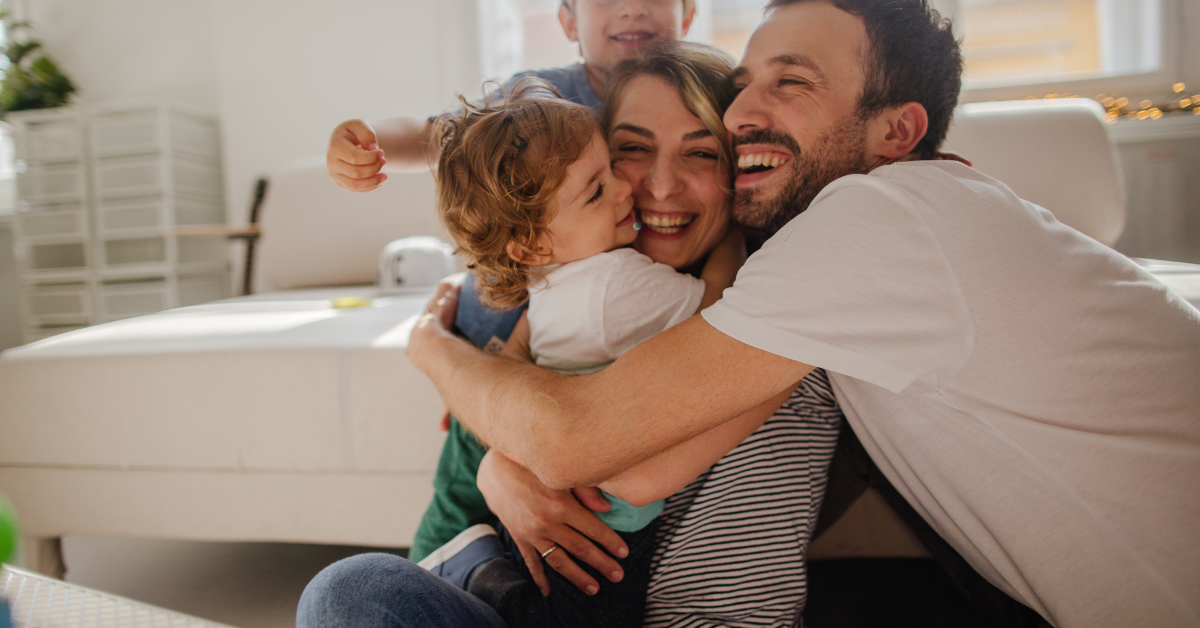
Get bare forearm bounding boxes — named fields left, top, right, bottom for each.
left=408, top=313, right=812, bottom=488
left=599, top=383, right=796, bottom=506
left=371, top=116, right=436, bottom=172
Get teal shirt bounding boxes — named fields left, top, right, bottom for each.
left=598, top=492, right=665, bottom=532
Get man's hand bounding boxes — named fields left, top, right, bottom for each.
left=476, top=450, right=628, bottom=597
left=328, top=119, right=388, bottom=192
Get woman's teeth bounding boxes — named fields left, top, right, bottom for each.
left=641, top=213, right=695, bottom=235
left=737, top=153, right=783, bottom=173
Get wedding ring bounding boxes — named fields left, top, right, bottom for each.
left=541, top=544, right=560, bottom=559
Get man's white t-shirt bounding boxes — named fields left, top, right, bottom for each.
left=530, top=248, right=704, bottom=370
left=703, top=161, right=1200, bottom=628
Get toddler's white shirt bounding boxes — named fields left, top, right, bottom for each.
left=528, top=248, right=704, bottom=371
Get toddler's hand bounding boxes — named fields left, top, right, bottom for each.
left=328, top=119, right=388, bottom=192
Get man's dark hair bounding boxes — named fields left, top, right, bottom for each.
left=766, top=0, right=962, bottom=159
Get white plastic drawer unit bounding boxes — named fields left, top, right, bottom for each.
left=18, top=238, right=90, bottom=272
left=15, top=203, right=89, bottom=239
left=98, top=276, right=169, bottom=322
left=103, top=236, right=167, bottom=266
left=10, top=109, right=85, bottom=163
left=23, top=280, right=93, bottom=326
left=27, top=324, right=88, bottom=341
left=16, top=162, right=87, bottom=204
left=178, top=270, right=231, bottom=307
left=96, top=195, right=226, bottom=235
left=99, top=235, right=225, bottom=267
left=89, top=106, right=220, bottom=160
left=92, top=154, right=223, bottom=200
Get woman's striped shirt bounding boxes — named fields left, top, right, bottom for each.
left=642, top=368, right=843, bottom=627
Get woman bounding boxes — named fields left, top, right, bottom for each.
left=297, top=42, right=841, bottom=628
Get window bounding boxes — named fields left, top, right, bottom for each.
left=956, top=0, right=1161, bottom=90
left=486, top=0, right=1172, bottom=97
left=479, top=0, right=580, bottom=80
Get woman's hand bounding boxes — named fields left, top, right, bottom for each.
left=698, top=227, right=748, bottom=309
left=477, top=450, right=629, bottom=597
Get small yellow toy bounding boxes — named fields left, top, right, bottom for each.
left=331, top=297, right=373, bottom=309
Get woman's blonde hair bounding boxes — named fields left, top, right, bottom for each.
left=601, top=41, right=738, bottom=191
left=434, top=79, right=599, bottom=309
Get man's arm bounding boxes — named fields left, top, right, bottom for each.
left=407, top=298, right=814, bottom=489
left=327, top=116, right=436, bottom=192
left=598, top=382, right=798, bottom=506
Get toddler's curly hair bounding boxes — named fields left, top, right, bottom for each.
left=434, top=79, right=599, bottom=309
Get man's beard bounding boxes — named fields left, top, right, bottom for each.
left=733, top=114, right=871, bottom=235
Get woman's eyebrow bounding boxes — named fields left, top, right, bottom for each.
left=683, top=129, right=712, bottom=141
left=612, top=123, right=654, bottom=139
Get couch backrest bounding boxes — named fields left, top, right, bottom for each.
left=943, top=98, right=1126, bottom=246
left=255, top=100, right=1127, bottom=293
left=254, top=158, right=443, bottom=293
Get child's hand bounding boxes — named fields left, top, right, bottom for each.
left=328, top=119, right=388, bottom=192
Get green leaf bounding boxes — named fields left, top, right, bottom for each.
left=7, top=41, right=42, bottom=65
left=0, top=54, right=77, bottom=117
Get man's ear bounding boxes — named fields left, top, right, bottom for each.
left=866, top=102, right=929, bottom=165
left=559, top=2, right=580, bottom=43
left=680, top=4, right=696, bottom=37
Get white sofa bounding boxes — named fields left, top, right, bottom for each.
left=2, top=101, right=1198, bottom=577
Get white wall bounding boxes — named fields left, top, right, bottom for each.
left=22, top=0, right=221, bottom=111
left=17, top=0, right=482, bottom=224
left=209, top=0, right=482, bottom=222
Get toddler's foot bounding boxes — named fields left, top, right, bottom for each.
left=417, top=523, right=505, bottom=589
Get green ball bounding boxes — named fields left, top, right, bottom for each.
left=0, top=493, right=18, bottom=565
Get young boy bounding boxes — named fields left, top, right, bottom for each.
left=326, top=0, right=696, bottom=189
left=323, top=0, right=699, bottom=565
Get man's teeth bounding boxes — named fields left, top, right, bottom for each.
left=737, top=154, right=783, bottom=170
left=641, top=214, right=695, bottom=234
left=613, top=33, right=653, bottom=41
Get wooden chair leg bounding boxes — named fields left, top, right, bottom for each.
left=21, top=536, right=65, bottom=579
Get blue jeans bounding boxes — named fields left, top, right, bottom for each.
left=297, top=553, right=508, bottom=628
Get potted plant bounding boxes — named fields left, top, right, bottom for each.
left=0, top=10, right=76, bottom=118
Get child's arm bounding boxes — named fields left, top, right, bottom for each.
left=327, top=116, right=436, bottom=192
left=698, top=227, right=747, bottom=309
left=598, top=382, right=798, bottom=507
left=498, top=311, right=533, bottom=363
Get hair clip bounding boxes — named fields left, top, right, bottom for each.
left=512, top=134, right=529, bottom=151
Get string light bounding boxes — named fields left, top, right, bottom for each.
left=1015, top=82, right=1198, bottom=123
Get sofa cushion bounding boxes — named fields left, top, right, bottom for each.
left=0, top=287, right=447, bottom=474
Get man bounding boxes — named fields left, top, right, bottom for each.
left=408, top=0, right=1200, bottom=626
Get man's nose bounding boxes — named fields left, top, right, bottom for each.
left=724, top=82, right=772, bottom=135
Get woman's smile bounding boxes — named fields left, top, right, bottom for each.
left=638, top=209, right=697, bottom=238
